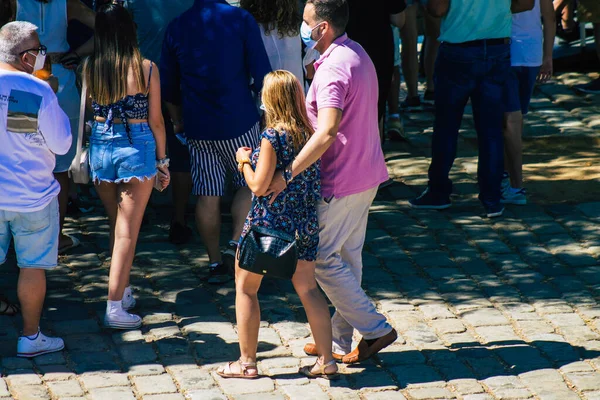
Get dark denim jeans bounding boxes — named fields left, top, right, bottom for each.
left=428, top=42, right=511, bottom=207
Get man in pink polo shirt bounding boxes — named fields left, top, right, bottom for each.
left=268, top=0, right=398, bottom=364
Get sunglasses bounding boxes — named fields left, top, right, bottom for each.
left=20, top=45, right=47, bottom=56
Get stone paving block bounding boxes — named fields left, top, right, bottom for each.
left=187, top=389, right=227, bottom=400
left=5, top=370, right=43, bottom=386
left=483, top=376, right=533, bottom=399
left=52, top=319, right=101, bottom=335
left=127, top=364, right=166, bottom=376
left=39, top=364, right=76, bottom=381
left=47, top=380, right=85, bottom=398
left=119, top=342, right=158, bottom=365
left=0, top=380, right=8, bottom=397
left=431, top=319, right=466, bottom=335
left=419, top=303, right=457, bottom=320
left=34, top=351, right=67, bottom=366
left=9, top=385, right=50, bottom=400
left=460, top=308, right=510, bottom=327
left=132, top=374, right=177, bottom=395
left=143, top=395, right=185, bottom=400
left=475, top=326, right=520, bottom=343
left=80, top=372, right=130, bottom=389
left=462, top=394, right=495, bottom=400
left=407, top=386, right=455, bottom=399
left=213, top=373, right=274, bottom=395
left=388, top=364, right=442, bottom=387
left=64, top=334, right=112, bottom=353
left=70, top=351, right=120, bottom=374
left=169, top=367, right=215, bottom=391
left=519, top=369, right=581, bottom=400
left=232, top=393, right=286, bottom=400
left=280, top=382, right=328, bottom=400
left=564, top=371, right=600, bottom=392
left=2, top=356, right=33, bottom=370
left=449, top=378, right=485, bottom=395
left=88, top=387, right=136, bottom=400
left=352, top=368, right=398, bottom=391
left=361, top=391, right=407, bottom=400
left=112, top=330, right=145, bottom=345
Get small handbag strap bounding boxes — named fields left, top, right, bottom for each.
left=74, top=77, right=87, bottom=168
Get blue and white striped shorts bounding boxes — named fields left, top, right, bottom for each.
left=187, top=122, right=260, bottom=196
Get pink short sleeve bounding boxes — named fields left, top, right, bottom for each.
left=315, top=65, right=349, bottom=111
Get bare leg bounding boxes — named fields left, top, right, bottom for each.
left=235, top=260, right=263, bottom=365
left=95, top=181, right=119, bottom=254
left=423, top=9, right=441, bottom=93
left=292, top=260, right=336, bottom=373
left=107, top=179, right=153, bottom=301
left=18, top=269, right=46, bottom=336
left=171, top=172, right=192, bottom=226
left=400, top=4, right=419, bottom=99
left=196, top=195, right=222, bottom=263
left=53, top=172, right=71, bottom=249
left=230, top=187, right=252, bottom=243
left=503, top=111, right=524, bottom=188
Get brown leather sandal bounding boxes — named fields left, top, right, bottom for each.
left=217, top=359, right=259, bottom=379
left=298, top=359, right=339, bottom=380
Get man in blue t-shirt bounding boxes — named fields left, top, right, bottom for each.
left=409, top=0, right=534, bottom=218
left=161, top=0, right=271, bottom=284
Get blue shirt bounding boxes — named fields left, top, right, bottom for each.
left=439, top=0, right=512, bottom=44
left=124, top=0, right=194, bottom=64
left=160, top=0, right=272, bottom=141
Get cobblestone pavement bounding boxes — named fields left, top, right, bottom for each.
left=1, top=72, right=600, bottom=400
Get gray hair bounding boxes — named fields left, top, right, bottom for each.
left=0, top=21, right=39, bottom=64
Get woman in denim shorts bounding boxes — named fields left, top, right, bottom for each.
left=82, top=4, right=170, bottom=329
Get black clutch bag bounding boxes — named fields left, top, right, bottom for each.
left=238, top=225, right=298, bottom=279
left=237, top=129, right=298, bottom=279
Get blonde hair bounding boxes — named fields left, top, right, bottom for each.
left=262, top=70, right=314, bottom=152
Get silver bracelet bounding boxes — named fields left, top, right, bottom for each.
left=156, top=157, right=170, bottom=168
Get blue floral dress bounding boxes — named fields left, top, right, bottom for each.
left=240, top=128, right=321, bottom=261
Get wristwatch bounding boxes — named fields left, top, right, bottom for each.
left=283, top=164, right=293, bottom=185
left=156, top=157, right=170, bottom=168
left=238, top=158, right=251, bottom=172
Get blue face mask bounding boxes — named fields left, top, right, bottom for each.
left=300, top=21, right=323, bottom=50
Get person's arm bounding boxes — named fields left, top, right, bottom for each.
left=146, top=61, right=167, bottom=160
left=244, top=11, right=272, bottom=94
left=160, top=23, right=183, bottom=134
left=39, top=95, right=72, bottom=155
left=427, top=0, right=450, bottom=17
left=238, top=139, right=277, bottom=197
left=511, top=0, right=535, bottom=13
left=538, top=0, right=556, bottom=82
left=60, top=0, right=95, bottom=68
left=266, top=108, right=341, bottom=200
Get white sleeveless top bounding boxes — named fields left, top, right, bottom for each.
left=17, top=0, right=70, bottom=53
left=511, top=0, right=543, bottom=67
left=259, top=25, right=304, bottom=86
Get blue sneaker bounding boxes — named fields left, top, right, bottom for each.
left=501, top=188, right=527, bottom=205
left=485, top=203, right=505, bottom=218
left=501, top=172, right=510, bottom=193
left=409, top=188, right=451, bottom=210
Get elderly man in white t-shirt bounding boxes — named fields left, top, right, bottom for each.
left=0, top=21, right=71, bottom=358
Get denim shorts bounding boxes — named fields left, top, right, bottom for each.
left=504, top=66, right=541, bottom=115
left=90, top=122, right=157, bottom=184
left=0, top=197, right=59, bottom=269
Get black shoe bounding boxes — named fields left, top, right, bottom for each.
left=206, top=263, right=232, bottom=285
left=409, top=188, right=451, bottom=210
left=169, top=221, right=193, bottom=245
left=574, top=78, right=600, bottom=95
left=484, top=203, right=505, bottom=218
left=422, top=90, right=435, bottom=105
left=222, top=241, right=238, bottom=274
left=400, top=96, right=421, bottom=111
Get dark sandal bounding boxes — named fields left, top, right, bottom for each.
left=298, top=359, right=339, bottom=380
left=217, top=359, right=259, bottom=379
left=0, top=295, right=19, bottom=316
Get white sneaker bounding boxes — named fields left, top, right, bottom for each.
left=122, top=286, right=136, bottom=311
left=104, top=308, right=142, bottom=330
left=17, top=331, right=64, bottom=358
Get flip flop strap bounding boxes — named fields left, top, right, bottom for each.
left=318, top=359, right=337, bottom=374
